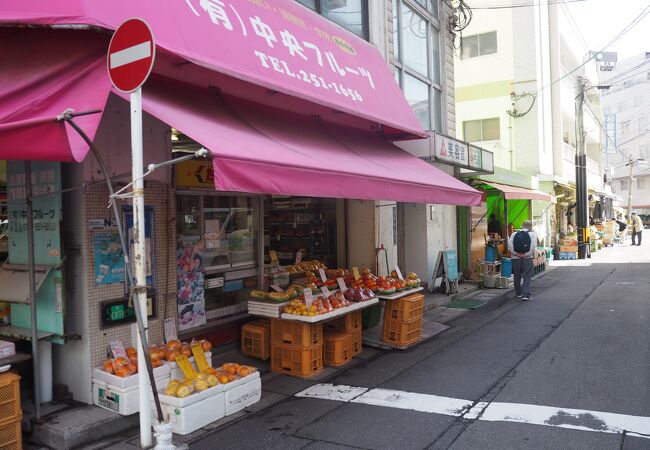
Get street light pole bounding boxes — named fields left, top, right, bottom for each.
left=574, top=76, right=589, bottom=259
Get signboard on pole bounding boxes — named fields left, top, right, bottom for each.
left=605, top=114, right=617, bottom=154
left=108, top=19, right=155, bottom=93
left=434, top=134, right=469, bottom=167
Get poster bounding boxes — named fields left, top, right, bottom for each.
left=176, top=239, right=206, bottom=331
left=94, top=231, right=125, bottom=284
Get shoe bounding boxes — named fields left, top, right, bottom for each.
left=516, top=294, right=522, bottom=298
left=522, top=295, right=533, bottom=301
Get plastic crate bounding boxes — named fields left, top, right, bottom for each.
left=323, top=332, right=354, bottom=367
left=384, top=294, right=424, bottom=322
left=241, top=321, right=271, bottom=361
left=0, top=373, right=21, bottom=424
left=382, top=316, right=422, bottom=346
left=271, top=319, right=323, bottom=348
left=559, top=251, right=577, bottom=260
left=270, top=344, right=323, bottom=378
left=324, top=310, right=362, bottom=333
left=0, top=417, right=21, bottom=450
left=351, top=330, right=362, bottom=357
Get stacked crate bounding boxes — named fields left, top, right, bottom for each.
left=559, top=238, right=578, bottom=260
left=0, top=372, right=21, bottom=450
left=270, top=319, right=323, bottom=378
left=323, top=310, right=362, bottom=366
left=241, top=319, right=271, bottom=361
left=382, top=293, right=425, bottom=347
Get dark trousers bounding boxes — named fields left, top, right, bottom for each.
left=632, top=229, right=642, bottom=245
left=512, top=258, right=533, bottom=296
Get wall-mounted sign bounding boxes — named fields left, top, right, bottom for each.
left=469, top=145, right=482, bottom=170
left=175, top=160, right=214, bottom=189
left=482, top=148, right=494, bottom=173
left=434, top=133, right=469, bottom=167
left=605, top=114, right=617, bottom=155
left=87, top=218, right=117, bottom=230
left=100, top=294, right=156, bottom=328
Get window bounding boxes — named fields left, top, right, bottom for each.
left=463, top=118, right=500, bottom=142
left=393, top=0, right=443, bottom=131
left=637, top=177, right=645, bottom=190
left=297, top=0, right=368, bottom=39
left=639, top=144, right=649, bottom=161
left=461, top=31, right=497, bottom=59
left=621, top=179, right=628, bottom=191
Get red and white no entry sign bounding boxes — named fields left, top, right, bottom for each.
left=107, top=18, right=155, bottom=93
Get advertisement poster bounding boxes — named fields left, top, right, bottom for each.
left=176, top=239, right=206, bottom=330
left=94, top=231, right=125, bottom=285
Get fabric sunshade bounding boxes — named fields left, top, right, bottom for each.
left=482, top=181, right=555, bottom=203
left=130, top=78, right=481, bottom=206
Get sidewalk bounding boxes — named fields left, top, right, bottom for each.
left=26, top=273, right=555, bottom=449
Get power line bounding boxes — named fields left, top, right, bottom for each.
left=600, top=59, right=650, bottom=86
left=469, top=0, right=589, bottom=10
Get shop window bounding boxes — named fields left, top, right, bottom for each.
left=297, top=0, right=369, bottom=39
left=461, top=31, right=497, bottom=59
left=393, top=0, right=443, bottom=131
left=463, top=118, right=500, bottom=142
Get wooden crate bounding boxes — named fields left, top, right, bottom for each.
left=0, top=417, right=21, bottom=450
left=0, top=373, right=20, bottom=425
left=384, top=293, right=425, bottom=322
left=382, top=316, right=422, bottom=346
left=323, top=332, right=354, bottom=367
left=270, top=344, right=323, bottom=378
left=324, top=310, right=362, bottom=333
left=271, top=319, right=323, bottom=348
left=241, top=321, right=271, bottom=361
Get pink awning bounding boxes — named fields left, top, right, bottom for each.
left=122, top=78, right=480, bottom=206
left=483, top=181, right=555, bottom=202
left=0, top=29, right=112, bottom=162
left=2, top=0, right=423, bottom=139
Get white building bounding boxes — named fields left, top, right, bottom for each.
left=454, top=0, right=604, bottom=254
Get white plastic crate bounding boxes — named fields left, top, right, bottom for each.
left=162, top=352, right=212, bottom=380
left=224, top=372, right=262, bottom=416
left=93, top=374, right=170, bottom=416
left=157, top=385, right=225, bottom=435
left=92, top=364, right=171, bottom=390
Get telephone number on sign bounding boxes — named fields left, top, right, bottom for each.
left=254, top=50, right=364, bottom=102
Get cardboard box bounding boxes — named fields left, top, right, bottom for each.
left=561, top=239, right=578, bottom=246
left=0, top=340, right=16, bottom=359
left=560, top=246, right=579, bottom=252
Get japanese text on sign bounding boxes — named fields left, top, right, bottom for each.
left=435, top=134, right=469, bottom=166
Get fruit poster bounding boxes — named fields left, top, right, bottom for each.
left=94, top=231, right=125, bottom=285
left=176, top=239, right=206, bottom=331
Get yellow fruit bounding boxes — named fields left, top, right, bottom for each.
left=206, top=374, right=219, bottom=387
left=195, top=379, right=210, bottom=392
left=196, top=373, right=208, bottom=381
left=176, top=385, right=193, bottom=398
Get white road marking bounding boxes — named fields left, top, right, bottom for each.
left=295, top=384, right=650, bottom=439
left=110, top=42, right=151, bottom=69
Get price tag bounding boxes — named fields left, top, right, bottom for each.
left=352, top=267, right=360, bottom=281
left=175, top=355, right=198, bottom=380
left=271, top=285, right=283, bottom=292
left=320, top=286, right=331, bottom=298
left=269, top=250, right=278, bottom=262
left=295, top=249, right=303, bottom=264
left=337, top=277, right=347, bottom=292
left=303, top=288, right=314, bottom=307
left=109, top=341, right=128, bottom=360
left=394, top=266, right=404, bottom=280
left=318, top=268, right=327, bottom=282
left=164, top=318, right=177, bottom=342
left=191, top=343, right=209, bottom=373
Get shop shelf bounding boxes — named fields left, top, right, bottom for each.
left=280, top=298, right=379, bottom=323
left=324, top=310, right=362, bottom=333
left=0, top=372, right=21, bottom=425
left=383, top=294, right=425, bottom=322
left=323, top=331, right=354, bottom=367
left=271, top=320, right=323, bottom=348
left=270, top=343, right=323, bottom=378
left=382, top=316, right=422, bottom=347
left=241, top=320, right=271, bottom=361
left=0, top=416, right=21, bottom=450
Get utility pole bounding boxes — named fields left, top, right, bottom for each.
left=574, top=76, right=589, bottom=259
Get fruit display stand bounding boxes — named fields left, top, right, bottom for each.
left=280, top=298, right=379, bottom=323
left=375, top=286, right=424, bottom=300
left=162, top=352, right=213, bottom=381
left=156, top=383, right=225, bottom=435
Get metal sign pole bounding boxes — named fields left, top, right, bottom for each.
left=131, top=87, right=152, bottom=447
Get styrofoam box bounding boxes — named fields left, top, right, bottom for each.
left=163, top=352, right=212, bottom=380
left=92, top=364, right=171, bottom=389
left=224, top=372, right=262, bottom=416
left=93, top=375, right=170, bottom=416
left=156, top=384, right=225, bottom=435
left=0, top=340, right=16, bottom=359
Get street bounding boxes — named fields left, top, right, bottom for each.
left=193, top=240, right=650, bottom=450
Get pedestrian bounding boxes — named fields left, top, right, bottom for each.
left=488, top=213, right=501, bottom=236
left=630, top=211, right=643, bottom=246
left=508, top=220, right=537, bottom=301
left=615, top=215, right=627, bottom=243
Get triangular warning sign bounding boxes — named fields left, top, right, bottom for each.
left=440, top=141, right=448, bottom=157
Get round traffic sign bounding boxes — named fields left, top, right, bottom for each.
left=107, top=18, right=155, bottom=93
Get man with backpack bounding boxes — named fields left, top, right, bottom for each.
left=508, top=220, right=537, bottom=301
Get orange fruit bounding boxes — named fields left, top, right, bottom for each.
left=218, top=374, right=230, bottom=384
left=128, top=355, right=138, bottom=365
left=227, top=373, right=237, bottom=382
left=204, top=367, right=217, bottom=375
left=166, top=339, right=182, bottom=351
left=201, top=340, right=213, bottom=352
left=114, top=357, right=127, bottom=368
left=151, top=359, right=162, bottom=368
left=165, top=350, right=180, bottom=362
left=237, top=366, right=250, bottom=377
left=180, top=345, right=192, bottom=358
left=223, top=363, right=239, bottom=375
left=126, top=347, right=137, bottom=357
left=103, top=359, right=115, bottom=374
left=115, top=367, right=130, bottom=377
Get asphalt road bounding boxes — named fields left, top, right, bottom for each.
left=193, top=239, right=650, bottom=450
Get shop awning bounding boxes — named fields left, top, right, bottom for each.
left=131, top=78, right=481, bottom=206
left=482, top=181, right=555, bottom=202
left=1, top=0, right=424, bottom=164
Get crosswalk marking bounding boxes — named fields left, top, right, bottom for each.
left=295, top=384, right=650, bottom=439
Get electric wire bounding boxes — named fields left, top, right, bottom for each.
left=469, top=0, right=589, bottom=10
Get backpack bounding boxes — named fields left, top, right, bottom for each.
left=512, top=230, right=531, bottom=254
